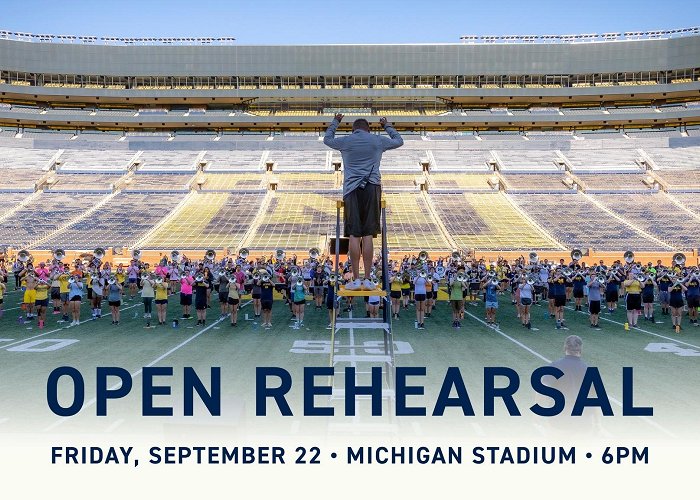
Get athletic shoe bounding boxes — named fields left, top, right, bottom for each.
left=38, top=320, right=44, bottom=329
left=362, top=279, right=376, bottom=291
left=344, top=279, right=363, bottom=291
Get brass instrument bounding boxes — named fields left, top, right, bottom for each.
left=94, top=247, right=106, bottom=260
left=570, top=248, right=583, bottom=262
left=275, top=249, right=286, bottom=261
left=17, top=250, right=31, bottom=262
left=529, top=251, right=539, bottom=264
left=309, top=247, right=320, bottom=260
left=673, top=253, right=686, bottom=266
left=623, top=250, right=635, bottom=264
left=418, top=250, right=429, bottom=262
left=53, top=249, right=66, bottom=262
left=132, top=249, right=142, bottom=260
left=171, top=250, right=182, bottom=263
left=205, top=249, right=216, bottom=261
left=238, top=248, right=250, bottom=260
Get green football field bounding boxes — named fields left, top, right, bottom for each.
left=0, top=286, right=698, bottom=442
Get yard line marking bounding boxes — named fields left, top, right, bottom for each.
left=565, top=306, right=700, bottom=350
left=463, top=309, right=677, bottom=439
left=1, top=302, right=142, bottom=350
left=43, top=301, right=251, bottom=432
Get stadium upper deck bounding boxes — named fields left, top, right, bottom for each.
left=0, top=28, right=699, bottom=132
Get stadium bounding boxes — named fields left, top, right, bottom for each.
left=0, top=25, right=699, bottom=442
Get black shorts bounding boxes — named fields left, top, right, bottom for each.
left=605, top=291, right=618, bottom=303
left=414, top=293, right=426, bottom=302
left=401, top=289, right=410, bottom=296
left=343, top=183, right=381, bottom=237
left=228, top=297, right=240, bottom=306
left=180, top=294, right=192, bottom=306
left=688, top=296, right=700, bottom=309
left=109, top=300, right=121, bottom=307
left=87, top=289, right=93, bottom=299
left=293, top=299, right=305, bottom=306
left=426, top=291, right=433, bottom=300
left=520, top=297, right=532, bottom=306
left=218, top=292, right=229, bottom=303
left=195, top=299, right=207, bottom=311
left=262, top=300, right=273, bottom=311
left=326, top=299, right=337, bottom=310
left=155, top=299, right=168, bottom=305
left=390, top=291, right=401, bottom=299
left=589, top=300, right=601, bottom=315
left=554, top=295, right=566, bottom=307
left=35, top=298, right=48, bottom=308
left=469, top=283, right=480, bottom=291
left=670, top=298, right=684, bottom=309
left=51, top=287, right=60, bottom=300
left=642, top=294, right=655, bottom=304
left=626, top=294, right=642, bottom=311
left=252, top=293, right=261, bottom=300
left=70, top=296, right=81, bottom=302
left=573, top=290, right=584, bottom=299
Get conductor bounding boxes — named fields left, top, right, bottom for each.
left=324, top=114, right=403, bottom=290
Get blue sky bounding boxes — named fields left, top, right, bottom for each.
left=2, top=0, right=698, bottom=44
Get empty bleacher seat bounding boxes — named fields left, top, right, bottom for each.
left=58, top=150, right=135, bottom=171
left=430, top=192, right=559, bottom=250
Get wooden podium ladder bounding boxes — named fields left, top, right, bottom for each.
left=329, top=199, right=396, bottom=418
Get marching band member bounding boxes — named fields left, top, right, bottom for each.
left=251, top=272, right=262, bottom=318
left=0, top=278, right=5, bottom=318
left=127, top=260, right=140, bottom=301
left=260, top=273, right=275, bottom=329
left=325, top=274, right=337, bottom=329
left=413, top=270, right=429, bottom=330
left=571, top=271, right=586, bottom=311
left=482, top=276, right=499, bottom=326
left=169, top=260, right=180, bottom=294
left=587, top=273, right=603, bottom=329
left=218, top=271, right=230, bottom=319
left=194, top=273, right=209, bottom=326
left=605, top=269, right=622, bottom=313
left=107, top=277, right=123, bottom=325
left=685, top=273, right=700, bottom=326
left=90, top=272, right=105, bottom=320
left=657, top=270, right=672, bottom=316
left=669, top=279, right=687, bottom=331
left=518, top=276, right=535, bottom=330
left=641, top=275, right=657, bottom=323
left=35, top=278, right=50, bottom=329
left=552, top=272, right=568, bottom=330
left=390, top=272, right=402, bottom=320
left=227, top=276, right=241, bottom=327
left=179, top=272, right=194, bottom=320
left=67, top=275, right=83, bottom=326
left=154, top=277, right=169, bottom=326
left=313, top=266, right=325, bottom=309
left=50, top=267, right=62, bottom=315
left=622, top=272, right=643, bottom=328
left=20, top=265, right=37, bottom=321
left=115, top=263, right=126, bottom=296
left=141, top=273, right=155, bottom=325
left=448, top=272, right=466, bottom=329
left=290, top=276, right=307, bottom=329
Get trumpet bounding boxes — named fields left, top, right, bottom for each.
left=562, top=268, right=572, bottom=278
left=290, top=267, right=300, bottom=278
left=295, top=276, right=304, bottom=286
left=455, top=271, right=466, bottom=283
left=155, top=277, right=164, bottom=285
left=309, top=247, right=320, bottom=260
left=94, top=247, right=106, bottom=260
left=418, top=270, right=427, bottom=279
left=108, top=277, right=116, bottom=285
left=238, top=248, right=250, bottom=260
left=68, top=276, right=76, bottom=284
left=171, top=250, right=182, bottom=263
left=252, top=270, right=261, bottom=280
left=490, top=278, right=499, bottom=286
left=527, top=276, right=535, bottom=285
left=205, top=249, right=216, bottom=261
left=637, top=274, right=646, bottom=283
left=597, top=275, right=606, bottom=284
left=570, top=248, right=583, bottom=262
left=624, top=250, right=635, bottom=264
left=487, top=270, right=496, bottom=278
left=53, top=249, right=66, bottom=262
left=195, top=273, right=204, bottom=283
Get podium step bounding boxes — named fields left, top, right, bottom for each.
left=338, top=288, right=387, bottom=297
left=335, top=317, right=390, bottom=330
left=333, top=354, right=392, bottom=364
